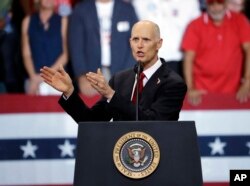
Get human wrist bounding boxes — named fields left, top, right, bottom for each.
left=106, top=89, right=115, bottom=100
left=241, top=77, right=250, bottom=83
left=63, top=86, right=74, bottom=98
left=241, top=78, right=250, bottom=87
left=30, top=73, right=38, bottom=80
left=187, top=86, right=195, bottom=92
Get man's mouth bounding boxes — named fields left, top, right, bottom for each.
left=136, top=51, right=144, bottom=57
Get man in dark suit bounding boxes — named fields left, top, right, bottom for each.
left=68, top=0, right=138, bottom=96
left=40, top=20, right=187, bottom=122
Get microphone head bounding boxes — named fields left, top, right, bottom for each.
left=133, top=63, right=144, bottom=74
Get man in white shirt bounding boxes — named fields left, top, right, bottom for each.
left=68, top=0, right=138, bottom=96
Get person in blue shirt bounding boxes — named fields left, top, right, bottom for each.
left=22, top=0, right=68, bottom=95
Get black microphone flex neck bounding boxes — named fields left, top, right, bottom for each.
left=134, top=63, right=144, bottom=121
left=134, top=63, right=143, bottom=74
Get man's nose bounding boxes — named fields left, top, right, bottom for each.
left=137, top=39, right=144, bottom=48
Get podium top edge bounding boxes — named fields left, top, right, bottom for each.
left=78, top=120, right=195, bottom=125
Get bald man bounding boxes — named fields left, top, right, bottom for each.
left=40, top=20, right=187, bottom=122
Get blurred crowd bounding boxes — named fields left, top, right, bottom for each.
left=0, top=0, right=250, bottom=104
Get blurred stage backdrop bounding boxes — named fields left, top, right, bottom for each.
left=0, top=93, right=250, bottom=186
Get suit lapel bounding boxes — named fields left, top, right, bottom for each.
left=123, top=70, right=136, bottom=99
left=140, top=63, right=169, bottom=103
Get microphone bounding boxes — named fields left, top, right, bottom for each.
left=133, top=62, right=144, bottom=121
left=133, top=63, right=143, bottom=74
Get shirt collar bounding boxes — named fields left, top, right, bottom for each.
left=203, top=10, right=231, bottom=25
left=143, top=58, right=162, bottom=80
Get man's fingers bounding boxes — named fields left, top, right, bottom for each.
left=97, top=68, right=102, bottom=75
left=238, top=95, right=248, bottom=103
left=42, top=66, right=56, bottom=74
left=40, top=66, right=58, bottom=79
left=86, top=75, right=98, bottom=85
left=40, top=68, right=51, bottom=78
left=190, top=98, right=201, bottom=106
left=86, top=72, right=98, bottom=83
left=86, top=68, right=106, bottom=88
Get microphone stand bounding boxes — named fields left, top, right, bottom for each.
left=136, top=63, right=142, bottom=121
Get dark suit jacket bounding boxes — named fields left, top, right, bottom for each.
left=59, top=59, right=187, bottom=122
left=68, top=0, right=138, bottom=77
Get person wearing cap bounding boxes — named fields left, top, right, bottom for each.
left=181, top=0, right=250, bottom=105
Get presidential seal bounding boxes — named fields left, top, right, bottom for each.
left=113, top=131, right=160, bottom=179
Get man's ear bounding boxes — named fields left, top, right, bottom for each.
left=157, top=38, right=163, bottom=50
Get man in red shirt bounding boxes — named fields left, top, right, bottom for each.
left=181, top=0, right=250, bottom=105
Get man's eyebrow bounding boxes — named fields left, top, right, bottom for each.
left=131, top=36, right=150, bottom=39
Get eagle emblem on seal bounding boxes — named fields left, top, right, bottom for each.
left=113, top=131, right=160, bottom=179
left=127, top=145, right=149, bottom=167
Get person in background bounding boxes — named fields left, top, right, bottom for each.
left=131, top=0, right=200, bottom=76
left=68, top=0, right=138, bottom=96
left=182, top=0, right=250, bottom=106
left=0, top=0, right=14, bottom=93
left=54, top=0, right=73, bottom=16
left=19, top=0, right=35, bottom=14
left=226, top=0, right=245, bottom=12
left=22, top=0, right=68, bottom=95
left=40, top=20, right=187, bottom=122
left=226, top=0, right=250, bottom=21
left=0, top=0, right=29, bottom=93
left=244, top=0, right=250, bottom=20
left=199, top=0, right=208, bottom=11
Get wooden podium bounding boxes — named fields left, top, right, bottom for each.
left=74, top=121, right=203, bottom=186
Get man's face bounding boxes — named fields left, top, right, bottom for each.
left=226, top=0, right=245, bottom=12
left=207, top=0, right=226, bottom=22
left=130, top=22, right=162, bottom=69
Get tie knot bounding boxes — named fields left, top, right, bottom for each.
left=139, top=72, right=145, bottom=81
